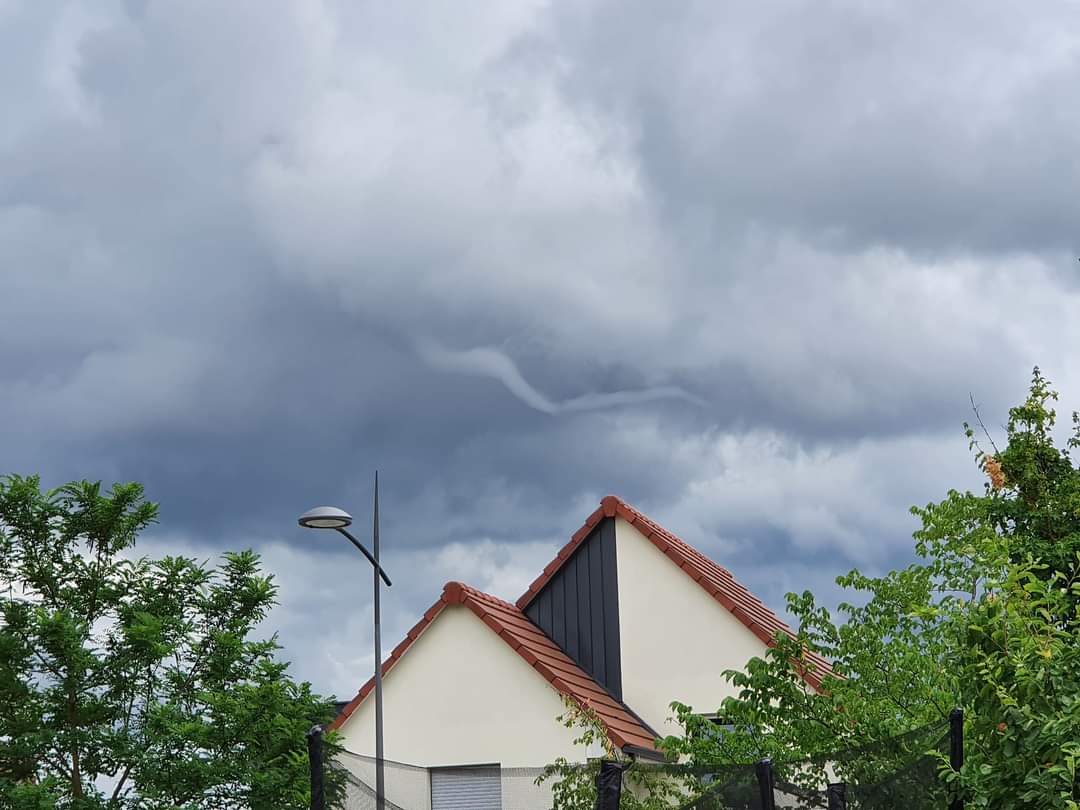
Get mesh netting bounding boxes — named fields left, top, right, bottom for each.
left=772, top=718, right=950, bottom=810
left=334, top=766, right=406, bottom=810
left=335, top=750, right=428, bottom=810
left=500, top=767, right=558, bottom=810
left=678, top=719, right=951, bottom=810
left=332, top=719, right=952, bottom=809
left=336, top=750, right=556, bottom=810
left=671, top=761, right=767, bottom=809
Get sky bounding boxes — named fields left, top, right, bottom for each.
left=2, top=0, right=1079, bottom=702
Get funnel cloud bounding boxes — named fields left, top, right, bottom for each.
left=416, top=339, right=706, bottom=415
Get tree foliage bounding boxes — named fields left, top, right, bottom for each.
left=658, top=369, right=1080, bottom=808
left=537, top=694, right=688, bottom=810
left=0, top=476, right=342, bottom=809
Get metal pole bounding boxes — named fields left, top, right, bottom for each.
left=949, top=708, right=964, bottom=810
left=594, top=761, right=625, bottom=810
left=374, top=471, right=385, bottom=810
left=307, top=724, right=326, bottom=810
left=755, top=758, right=776, bottom=810
left=826, top=782, right=847, bottom=810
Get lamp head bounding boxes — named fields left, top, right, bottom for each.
left=298, top=506, right=353, bottom=530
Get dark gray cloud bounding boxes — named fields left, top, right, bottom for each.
left=1, top=0, right=1078, bottom=696
left=546, top=0, right=1080, bottom=256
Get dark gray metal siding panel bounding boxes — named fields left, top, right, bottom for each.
left=537, top=587, right=552, bottom=633
left=430, top=767, right=501, bottom=810
left=564, top=552, right=579, bottom=661
left=575, top=550, right=592, bottom=673
left=600, top=518, right=622, bottom=693
left=552, top=573, right=566, bottom=648
left=523, top=517, right=622, bottom=699
left=587, top=531, right=607, bottom=685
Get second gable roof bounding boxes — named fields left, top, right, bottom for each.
left=517, top=495, right=835, bottom=691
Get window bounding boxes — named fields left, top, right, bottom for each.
left=697, top=714, right=736, bottom=737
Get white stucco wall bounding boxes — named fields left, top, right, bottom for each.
left=338, top=603, right=585, bottom=770
left=615, top=517, right=771, bottom=737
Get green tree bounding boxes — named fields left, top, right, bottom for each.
left=0, top=476, right=342, bottom=810
left=659, top=369, right=1080, bottom=808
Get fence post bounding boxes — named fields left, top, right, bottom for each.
left=826, top=782, right=847, bottom=810
left=594, top=760, right=625, bottom=810
left=754, top=758, right=776, bottom=810
left=949, top=708, right=964, bottom=810
left=307, top=724, right=326, bottom=810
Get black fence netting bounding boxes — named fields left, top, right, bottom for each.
left=677, top=718, right=951, bottom=810
left=316, top=716, right=957, bottom=809
left=670, top=761, right=767, bottom=810
left=331, top=750, right=426, bottom=810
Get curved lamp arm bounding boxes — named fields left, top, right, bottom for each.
left=336, top=527, right=393, bottom=586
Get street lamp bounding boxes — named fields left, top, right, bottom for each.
left=299, top=474, right=392, bottom=810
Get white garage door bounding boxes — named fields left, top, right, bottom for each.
left=430, top=765, right=502, bottom=810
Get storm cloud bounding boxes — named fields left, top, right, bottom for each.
left=1, top=0, right=1078, bottom=698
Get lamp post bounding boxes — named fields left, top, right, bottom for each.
left=299, top=474, right=392, bottom=810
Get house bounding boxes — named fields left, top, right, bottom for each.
left=331, top=496, right=831, bottom=809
